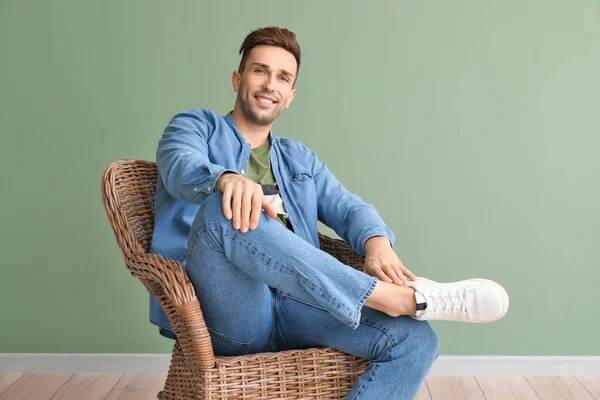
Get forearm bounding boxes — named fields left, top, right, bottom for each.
left=309, top=147, right=395, bottom=256
left=156, top=110, right=238, bottom=204
left=346, top=206, right=395, bottom=256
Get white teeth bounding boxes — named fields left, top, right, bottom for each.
left=257, top=96, right=274, bottom=104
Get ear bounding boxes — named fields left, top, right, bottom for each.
left=232, top=70, right=241, bottom=92
left=285, top=88, right=297, bottom=109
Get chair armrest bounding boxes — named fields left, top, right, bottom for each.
left=318, top=232, right=366, bottom=272
left=131, top=252, right=196, bottom=305
left=128, top=252, right=217, bottom=370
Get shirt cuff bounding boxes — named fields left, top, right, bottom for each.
left=358, top=229, right=395, bottom=256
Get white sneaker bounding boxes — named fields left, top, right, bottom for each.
left=407, top=277, right=509, bottom=323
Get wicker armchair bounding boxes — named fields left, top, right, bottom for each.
left=101, top=159, right=371, bottom=399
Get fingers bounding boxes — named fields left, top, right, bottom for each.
left=374, top=269, right=394, bottom=284
left=397, top=261, right=417, bottom=282
left=221, top=177, right=270, bottom=233
left=372, top=265, right=405, bottom=286
left=404, top=267, right=417, bottom=282
left=248, top=194, right=262, bottom=230
left=240, top=189, right=252, bottom=232
left=262, top=200, right=278, bottom=218
left=222, top=185, right=233, bottom=220
left=376, top=263, right=415, bottom=286
left=382, top=265, right=406, bottom=285
left=230, top=185, right=242, bottom=230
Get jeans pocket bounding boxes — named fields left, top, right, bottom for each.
left=207, top=326, right=251, bottom=356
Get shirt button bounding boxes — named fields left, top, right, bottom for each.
left=193, top=187, right=198, bottom=192
left=207, top=186, right=212, bottom=191
left=241, top=169, right=245, bottom=175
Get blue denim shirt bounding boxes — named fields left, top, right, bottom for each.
left=149, top=109, right=395, bottom=339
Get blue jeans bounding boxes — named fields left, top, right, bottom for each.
left=185, top=192, right=440, bottom=400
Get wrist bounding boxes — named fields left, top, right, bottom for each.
left=216, top=172, right=237, bottom=191
left=365, top=236, right=390, bottom=253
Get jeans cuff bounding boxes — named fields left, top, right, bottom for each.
left=349, top=276, right=379, bottom=329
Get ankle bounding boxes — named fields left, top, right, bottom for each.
left=398, top=285, right=417, bottom=316
left=365, top=281, right=417, bottom=317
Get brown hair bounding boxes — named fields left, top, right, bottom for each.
left=238, top=26, right=301, bottom=87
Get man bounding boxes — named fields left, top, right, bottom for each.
left=149, top=26, right=509, bottom=399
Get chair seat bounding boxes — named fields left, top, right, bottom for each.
left=159, top=342, right=369, bottom=399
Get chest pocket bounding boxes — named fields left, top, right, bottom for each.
left=288, top=170, right=317, bottom=213
left=291, top=171, right=313, bottom=181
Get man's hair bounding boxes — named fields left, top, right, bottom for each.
left=238, top=26, right=301, bottom=87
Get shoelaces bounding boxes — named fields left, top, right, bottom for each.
left=422, top=287, right=471, bottom=318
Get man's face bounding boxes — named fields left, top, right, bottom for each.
left=232, top=45, right=297, bottom=126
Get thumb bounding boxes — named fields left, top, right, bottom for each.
left=262, top=200, right=278, bottom=218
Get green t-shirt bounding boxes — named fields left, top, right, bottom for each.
left=245, top=137, right=293, bottom=231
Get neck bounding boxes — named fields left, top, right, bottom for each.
left=231, top=104, right=272, bottom=149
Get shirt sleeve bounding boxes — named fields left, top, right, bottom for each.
left=308, top=147, right=396, bottom=256
left=156, top=110, right=239, bottom=204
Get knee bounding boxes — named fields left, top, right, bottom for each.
left=192, top=190, right=280, bottom=234
left=410, top=321, right=440, bottom=362
left=191, top=192, right=228, bottom=230
left=201, top=191, right=226, bottom=216
left=385, top=320, right=439, bottom=366
left=374, top=319, right=440, bottom=365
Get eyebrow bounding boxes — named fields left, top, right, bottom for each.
left=250, top=62, right=295, bottom=79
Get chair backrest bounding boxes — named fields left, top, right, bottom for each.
left=101, top=159, right=158, bottom=256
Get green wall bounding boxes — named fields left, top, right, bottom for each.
left=1, top=0, right=598, bottom=355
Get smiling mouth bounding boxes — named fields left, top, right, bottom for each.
left=254, top=95, right=278, bottom=106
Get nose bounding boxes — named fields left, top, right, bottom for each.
left=262, top=73, right=277, bottom=91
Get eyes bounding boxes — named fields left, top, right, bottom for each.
left=254, top=68, right=290, bottom=83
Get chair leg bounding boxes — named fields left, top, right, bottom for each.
left=158, top=341, right=202, bottom=400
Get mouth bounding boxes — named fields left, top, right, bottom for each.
left=254, top=95, right=278, bottom=107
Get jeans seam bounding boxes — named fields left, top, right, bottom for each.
left=206, top=326, right=251, bottom=347
left=298, top=276, right=356, bottom=319
left=279, top=292, right=328, bottom=312
left=189, top=223, right=224, bottom=253
left=358, top=320, right=396, bottom=360
left=351, top=363, right=379, bottom=400
left=274, top=290, right=295, bottom=350
left=265, top=289, right=278, bottom=352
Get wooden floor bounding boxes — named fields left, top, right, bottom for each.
left=0, top=373, right=598, bottom=399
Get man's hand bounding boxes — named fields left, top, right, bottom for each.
left=363, top=236, right=417, bottom=286
left=215, top=172, right=278, bottom=233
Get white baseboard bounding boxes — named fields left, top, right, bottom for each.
left=0, top=354, right=598, bottom=375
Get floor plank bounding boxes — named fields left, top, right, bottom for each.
left=426, top=375, right=486, bottom=399
left=114, top=374, right=167, bottom=390
left=104, top=389, right=160, bottom=400
left=0, top=373, right=74, bottom=400
left=0, top=374, right=24, bottom=396
left=525, top=376, right=594, bottom=400
left=475, top=376, right=537, bottom=395
left=484, top=395, right=540, bottom=400
left=415, top=380, right=433, bottom=399
left=576, top=376, right=600, bottom=400
left=50, top=373, right=124, bottom=400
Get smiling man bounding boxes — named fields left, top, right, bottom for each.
left=149, top=26, right=509, bottom=400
